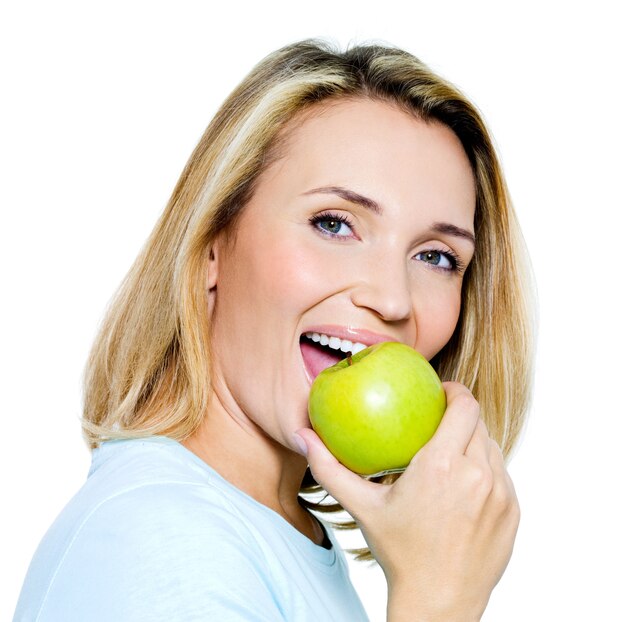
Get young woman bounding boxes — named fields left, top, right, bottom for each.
left=15, top=39, right=535, bottom=621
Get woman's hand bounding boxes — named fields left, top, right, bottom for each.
left=296, top=382, right=520, bottom=622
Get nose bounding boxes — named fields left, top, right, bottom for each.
left=349, top=252, right=413, bottom=323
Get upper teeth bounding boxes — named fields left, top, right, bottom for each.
left=304, top=332, right=368, bottom=356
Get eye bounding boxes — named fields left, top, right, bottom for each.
left=416, top=249, right=464, bottom=274
left=308, top=211, right=355, bottom=238
left=418, top=250, right=452, bottom=269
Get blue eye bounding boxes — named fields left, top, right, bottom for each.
left=416, top=249, right=462, bottom=273
left=308, top=212, right=354, bottom=238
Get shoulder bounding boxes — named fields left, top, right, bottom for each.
left=18, top=439, right=286, bottom=621
left=66, top=478, right=274, bottom=589
left=67, top=437, right=271, bottom=568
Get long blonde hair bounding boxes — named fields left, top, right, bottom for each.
left=82, top=39, right=536, bottom=561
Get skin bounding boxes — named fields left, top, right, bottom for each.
left=184, top=97, right=475, bottom=540
left=301, top=383, right=520, bottom=621
left=183, top=98, right=520, bottom=618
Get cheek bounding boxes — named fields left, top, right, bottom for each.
left=413, top=285, right=462, bottom=360
left=251, top=237, right=337, bottom=311
left=214, top=230, right=338, bottom=349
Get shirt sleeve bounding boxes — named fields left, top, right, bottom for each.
left=33, top=483, right=288, bottom=622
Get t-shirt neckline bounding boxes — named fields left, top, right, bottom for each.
left=94, top=436, right=339, bottom=567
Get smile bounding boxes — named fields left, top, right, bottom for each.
left=303, top=331, right=368, bottom=356
left=299, top=331, right=368, bottom=384
left=299, top=325, right=400, bottom=384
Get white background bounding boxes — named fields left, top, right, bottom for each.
left=2, top=1, right=624, bottom=620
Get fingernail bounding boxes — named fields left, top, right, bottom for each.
left=293, top=432, right=308, bottom=456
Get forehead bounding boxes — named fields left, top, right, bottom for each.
left=257, top=97, right=475, bottom=227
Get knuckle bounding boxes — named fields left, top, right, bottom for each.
left=491, top=476, right=520, bottom=521
left=426, top=447, right=453, bottom=477
left=491, top=479, right=512, bottom=509
left=456, top=392, right=480, bottom=415
left=502, top=494, right=522, bottom=531
left=441, top=380, right=464, bottom=391
left=467, top=462, right=494, bottom=495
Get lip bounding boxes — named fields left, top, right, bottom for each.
left=300, top=324, right=399, bottom=347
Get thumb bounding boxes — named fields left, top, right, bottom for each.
left=295, top=428, right=379, bottom=522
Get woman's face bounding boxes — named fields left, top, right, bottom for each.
left=207, top=98, right=476, bottom=453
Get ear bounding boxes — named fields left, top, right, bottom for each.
left=206, top=242, right=220, bottom=318
left=207, top=243, right=219, bottom=291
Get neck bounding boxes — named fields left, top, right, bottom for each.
left=181, top=389, right=323, bottom=545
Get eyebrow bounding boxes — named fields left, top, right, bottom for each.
left=302, top=185, right=476, bottom=247
left=303, top=185, right=383, bottom=214
left=430, top=222, right=476, bottom=247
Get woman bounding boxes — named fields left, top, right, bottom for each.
left=15, top=39, right=535, bottom=621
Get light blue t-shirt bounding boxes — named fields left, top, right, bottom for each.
left=14, top=436, right=369, bottom=621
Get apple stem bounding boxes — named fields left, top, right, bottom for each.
left=347, top=354, right=353, bottom=366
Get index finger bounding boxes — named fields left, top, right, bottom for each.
left=429, top=381, right=481, bottom=456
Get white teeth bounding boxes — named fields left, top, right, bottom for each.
left=340, top=339, right=352, bottom=352
left=351, top=343, right=367, bottom=355
left=303, top=332, right=369, bottom=356
left=328, top=336, right=342, bottom=349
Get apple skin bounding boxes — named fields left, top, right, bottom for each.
left=307, top=342, right=446, bottom=476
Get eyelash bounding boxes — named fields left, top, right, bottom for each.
left=308, top=211, right=354, bottom=237
left=308, top=211, right=466, bottom=275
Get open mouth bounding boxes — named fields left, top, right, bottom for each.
left=299, top=332, right=367, bottom=383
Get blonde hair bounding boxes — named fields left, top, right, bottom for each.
left=82, top=39, right=536, bottom=561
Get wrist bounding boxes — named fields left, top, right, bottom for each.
left=386, top=579, right=483, bottom=622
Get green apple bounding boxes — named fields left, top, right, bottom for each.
left=308, top=341, right=446, bottom=476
